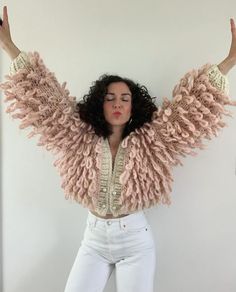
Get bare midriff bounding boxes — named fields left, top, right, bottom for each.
left=89, top=210, right=129, bottom=219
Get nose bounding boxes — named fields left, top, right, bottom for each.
left=113, top=103, right=121, bottom=108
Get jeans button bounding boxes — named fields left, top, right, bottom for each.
left=107, top=221, right=112, bottom=225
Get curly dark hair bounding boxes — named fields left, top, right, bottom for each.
left=76, top=74, right=158, bottom=140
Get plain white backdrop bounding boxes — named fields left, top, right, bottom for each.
left=1, top=0, right=236, bottom=291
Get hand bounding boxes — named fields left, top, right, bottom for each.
left=218, top=18, right=236, bottom=75
left=0, top=6, right=14, bottom=50
left=228, top=18, right=236, bottom=63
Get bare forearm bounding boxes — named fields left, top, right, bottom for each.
left=3, top=42, right=21, bottom=60
left=218, top=56, right=236, bottom=75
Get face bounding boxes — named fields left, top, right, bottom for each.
left=103, top=82, right=132, bottom=128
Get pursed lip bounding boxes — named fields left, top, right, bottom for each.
left=113, top=111, right=122, bottom=115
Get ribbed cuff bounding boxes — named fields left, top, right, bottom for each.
left=206, top=64, right=229, bottom=95
left=9, top=51, right=31, bottom=76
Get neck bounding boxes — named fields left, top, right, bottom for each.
left=108, top=125, right=124, bottom=146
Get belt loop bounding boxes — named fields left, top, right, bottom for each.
left=119, top=219, right=122, bottom=229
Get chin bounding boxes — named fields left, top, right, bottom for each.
left=108, top=120, right=127, bottom=126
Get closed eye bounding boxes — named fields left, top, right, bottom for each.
left=105, top=98, right=129, bottom=102
left=107, top=100, right=129, bottom=102
left=105, top=93, right=131, bottom=102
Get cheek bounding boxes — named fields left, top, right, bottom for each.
left=125, top=104, right=132, bottom=114
left=103, top=103, right=110, bottom=114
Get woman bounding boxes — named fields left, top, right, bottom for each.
left=1, top=6, right=236, bottom=292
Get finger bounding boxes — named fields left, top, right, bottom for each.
left=3, top=6, right=9, bottom=26
left=230, top=18, right=236, bottom=33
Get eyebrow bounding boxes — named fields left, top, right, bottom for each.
left=106, top=92, right=131, bottom=96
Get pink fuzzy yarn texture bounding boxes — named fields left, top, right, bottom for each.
left=1, top=52, right=236, bottom=216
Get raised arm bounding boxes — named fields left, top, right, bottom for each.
left=150, top=63, right=236, bottom=166
left=133, top=19, right=236, bottom=172
left=0, top=6, right=94, bottom=156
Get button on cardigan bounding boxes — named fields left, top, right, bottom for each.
left=1, top=51, right=236, bottom=217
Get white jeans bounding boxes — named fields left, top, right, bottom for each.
left=64, top=210, right=156, bottom=292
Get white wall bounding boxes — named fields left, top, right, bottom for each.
left=0, top=47, right=3, bottom=291
left=1, top=0, right=236, bottom=291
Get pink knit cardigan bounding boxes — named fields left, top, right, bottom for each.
left=1, top=52, right=236, bottom=216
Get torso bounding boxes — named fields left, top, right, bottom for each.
left=89, top=210, right=129, bottom=219
left=110, top=146, right=117, bottom=172
left=89, top=141, right=129, bottom=219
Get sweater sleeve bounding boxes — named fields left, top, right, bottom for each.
left=147, top=63, right=236, bottom=167
left=0, top=51, right=93, bottom=155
